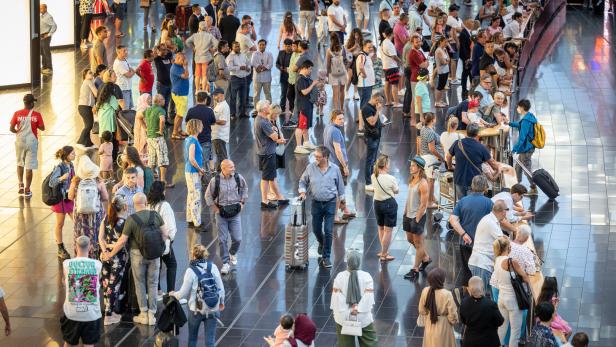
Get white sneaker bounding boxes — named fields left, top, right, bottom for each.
left=450, top=79, right=461, bottom=85
left=221, top=263, right=230, bottom=275
left=132, top=312, right=148, bottom=325
left=365, top=184, right=374, bottom=192
left=303, top=142, right=316, bottom=150
left=294, top=146, right=311, bottom=154
left=148, top=311, right=156, bottom=326
left=104, top=313, right=122, bottom=325
left=230, top=254, right=238, bottom=266
left=179, top=298, right=188, bottom=305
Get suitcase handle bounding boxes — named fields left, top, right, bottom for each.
left=292, top=198, right=307, bottom=226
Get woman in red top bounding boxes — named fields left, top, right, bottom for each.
left=136, top=49, right=155, bottom=95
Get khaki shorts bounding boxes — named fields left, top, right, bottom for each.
left=356, top=1, right=370, bottom=20
left=15, top=137, right=38, bottom=170
left=147, top=137, right=169, bottom=167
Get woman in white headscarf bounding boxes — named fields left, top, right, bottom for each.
left=68, top=155, right=109, bottom=258
left=330, top=250, right=378, bottom=347
left=134, top=93, right=151, bottom=165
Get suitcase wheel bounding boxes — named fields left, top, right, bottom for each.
left=433, top=212, right=443, bottom=222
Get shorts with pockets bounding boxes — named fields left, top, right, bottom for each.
left=356, top=1, right=370, bottom=20
left=60, top=315, right=102, bottom=345
left=258, top=154, right=277, bottom=181
left=112, top=2, right=127, bottom=20
left=374, top=198, right=398, bottom=228
left=15, top=137, right=38, bottom=170
left=384, top=68, right=400, bottom=84
left=147, top=136, right=169, bottom=167
left=403, top=214, right=427, bottom=235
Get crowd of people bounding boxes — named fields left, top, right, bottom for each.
left=0, top=0, right=592, bottom=346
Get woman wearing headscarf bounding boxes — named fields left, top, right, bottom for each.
left=330, top=250, right=378, bottom=347
left=134, top=93, right=151, bottom=165
left=417, top=267, right=458, bottom=347
left=281, top=313, right=317, bottom=347
left=68, top=155, right=109, bottom=258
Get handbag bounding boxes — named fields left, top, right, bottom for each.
left=508, top=258, right=531, bottom=310
left=416, top=313, right=426, bottom=327
left=340, top=314, right=362, bottom=336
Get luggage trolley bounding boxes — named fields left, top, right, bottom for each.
left=431, top=163, right=457, bottom=226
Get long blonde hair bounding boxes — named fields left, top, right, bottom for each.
left=493, top=237, right=510, bottom=257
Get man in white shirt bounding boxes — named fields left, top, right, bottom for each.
left=467, top=200, right=508, bottom=289
left=380, top=28, right=402, bottom=108
left=251, top=39, right=273, bottom=115
left=113, top=45, right=135, bottom=109
left=507, top=0, right=526, bottom=15
left=503, top=12, right=524, bottom=39
left=212, top=88, right=230, bottom=171
left=492, top=183, right=534, bottom=232
left=226, top=41, right=251, bottom=118
left=237, top=23, right=256, bottom=109
left=39, top=4, right=57, bottom=74
left=327, top=0, right=347, bottom=47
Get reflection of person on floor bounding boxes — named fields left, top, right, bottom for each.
left=0, top=287, right=10, bottom=336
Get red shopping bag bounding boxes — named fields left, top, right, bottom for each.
left=298, top=111, right=308, bottom=130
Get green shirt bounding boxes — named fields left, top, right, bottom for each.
left=122, top=210, right=164, bottom=251
left=287, top=52, right=300, bottom=85
left=98, top=96, right=119, bottom=134
left=145, top=105, right=166, bottom=138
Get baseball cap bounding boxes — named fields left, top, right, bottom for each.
left=410, top=155, right=426, bottom=169
left=212, top=87, right=225, bottom=96
left=468, top=99, right=480, bottom=109
left=449, top=3, right=461, bottom=11
left=23, top=93, right=37, bottom=103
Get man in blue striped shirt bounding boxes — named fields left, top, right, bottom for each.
left=298, top=146, right=345, bottom=268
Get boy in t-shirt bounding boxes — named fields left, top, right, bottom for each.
left=145, top=94, right=171, bottom=187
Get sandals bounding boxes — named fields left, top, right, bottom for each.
left=334, top=218, right=349, bottom=225
left=380, top=255, right=395, bottom=262
left=171, top=134, right=186, bottom=140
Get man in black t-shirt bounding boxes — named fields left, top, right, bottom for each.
left=218, top=6, right=240, bottom=47
left=361, top=93, right=385, bottom=191
left=186, top=92, right=224, bottom=173
left=378, top=7, right=392, bottom=43
left=293, top=60, right=320, bottom=155
left=447, top=91, right=483, bottom=131
left=153, top=44, right=175, bottom=118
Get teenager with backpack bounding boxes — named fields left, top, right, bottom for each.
left=506, top=99, right=540, bottom=196
left=204, top=159, right=248, bottom=275
left=171, top=244, right=225, bottom=347
left=47, top=146, right=76, bottom=260
left=102, top=192, right=169, bottom=326
left=68, top=155, right=109, bottom=259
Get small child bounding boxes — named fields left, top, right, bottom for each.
left=316, top=70, right=328, bottom=119
left=317, top=9, right=329, bottom=50
left=264, top=314, right=294, bottom=347
left=99, top=131, right=114, bottom=181
left=145, top=94, right=171, bottom=186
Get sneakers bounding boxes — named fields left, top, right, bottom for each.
left=404, top=269, right=420, bottom=280
left=365, top=184, right=374, bottom=192
left=221, top=263, right=231, bottom=275
left=303, top=142, right=316, bottom=150
left=418, top=258, right=432, bottom=272
left=261, top=202, right=277, bottom=209
left=57, top=247, right=71, bottom=261
left=104, top=313, right=122, bottom=325
left=24, top=189, right=32, bottom=198
left=230, top=254, right=238, bottom=266
left=294, top=146, right=311, bottom=154
left=450, top=79, right=461, bottom=85
left=179, top=298, right=188, bottom=305
left=148, top=311, right=156, bottom=326
left=133, top=312, right=149, bottom=325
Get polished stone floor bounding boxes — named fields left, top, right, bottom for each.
left=0, top=1, right=614, bottom=346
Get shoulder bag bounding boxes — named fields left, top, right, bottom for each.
left=508, top=258, right=531, bottom=310
left=457, top=140, right=488, bottom=179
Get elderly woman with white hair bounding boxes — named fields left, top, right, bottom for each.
left=68, top=155, right=109, bottom=258
left=509, top=225, right=537, bottom=276
left=330, top=250, right=378, bottom=346
left=460, top=276, right=504, bottom=347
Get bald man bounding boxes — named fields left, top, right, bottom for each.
left=102, top=192, right=169, bottom=326
left=204, top=159, right=248, bottom=275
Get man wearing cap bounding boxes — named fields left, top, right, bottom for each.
left=446, top=123, right=499, bottom=198
left=10, top=94, right=45, bottom=198
left=39, top=4, right=57, bottom=75
left=212, top=88, right=230, bottom=172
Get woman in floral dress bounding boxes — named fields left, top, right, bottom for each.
left=98, top=195, right=129, bottom=325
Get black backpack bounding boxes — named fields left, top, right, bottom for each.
left=212, top=173, right=241, bottom=201
left=134, top=211, right=165, bottom=260
left=42, top=165, right=64, bottom=206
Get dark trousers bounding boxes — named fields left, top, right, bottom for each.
left=358, top=86, right=373, bottom=111
left=80, top=13, right=93, bottom=41
left=286, top=83, right=296, bottom=114
left=157, top=82, right=175, bottom=118
left=403, top=67, right=413, bottom=114
left=311, top=199, right=336, bottom=260
left=158, top=243, right=177, bottom=292
left=229, top=76, right=247, bottom=116
left=460, top=59, right=471, bottom=99
left=110, top=137, right=120, bottom=166
left=212, top=139, right=228, bottom=172
left=459, top=244, right=473, bottom=286
left=40, top=36, right=52, bottom=70
left=245, top=71, right=253, bottom=106
left=280, top=79, right=289, bottom=111
left=364, top=136, right=380, bottom=185
left=77, top=105, right=94, bottom=147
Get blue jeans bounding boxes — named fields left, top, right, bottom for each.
left=201, top=142, right=213, bottom=171
left=122, top=90, right=133, bottom=110
left=215, top=213, right=242, bottom=264
left=364, top=136, right=380, bottom=185
left=358, top=85, right=373, bottom=110
left=311, top=199, right=336, bottom=260
left=469, top=265, right=492, bottom=299
left=229, top=76, right=247, bottom=116
left=187, top=310, right=218, bottom=347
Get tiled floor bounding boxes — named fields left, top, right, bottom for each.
left=0, top=1, right=613, bottom=346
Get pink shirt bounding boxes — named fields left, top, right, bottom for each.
left=273, top=326, right=292, bottom=347
left=393, top=22, right=409, bottom=55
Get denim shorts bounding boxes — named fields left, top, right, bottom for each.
left=201, top=141, right=212, bottom=164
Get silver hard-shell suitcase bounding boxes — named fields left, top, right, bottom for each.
left=284, top=199, right=309, bottom=271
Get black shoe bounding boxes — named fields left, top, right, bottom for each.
left=57, top=247, right=71, bottom=260
left=276, top=199, right=290, bottom=206
left=251, top=111, right=258, bottom=117
left=261, top=202, right=277, bottom=209
left=230, top=114, right=236, bottom=119
left=282, top=121, right=297, bottom=129
left=404, top=269, right=419, bottom=280
left=317, top=242, right=323, bottom=255
left=239, top=114, right=249, bottom=118
left=320, top=258, right=332, bottom=268
left=418, top=258, right=432, bottom=272
left=194, top=224, right=208, bottom=233
left=187, top=221, right=194, bottom=228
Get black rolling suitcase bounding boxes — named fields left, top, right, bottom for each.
left=514, top=156, right=559, bottom=200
